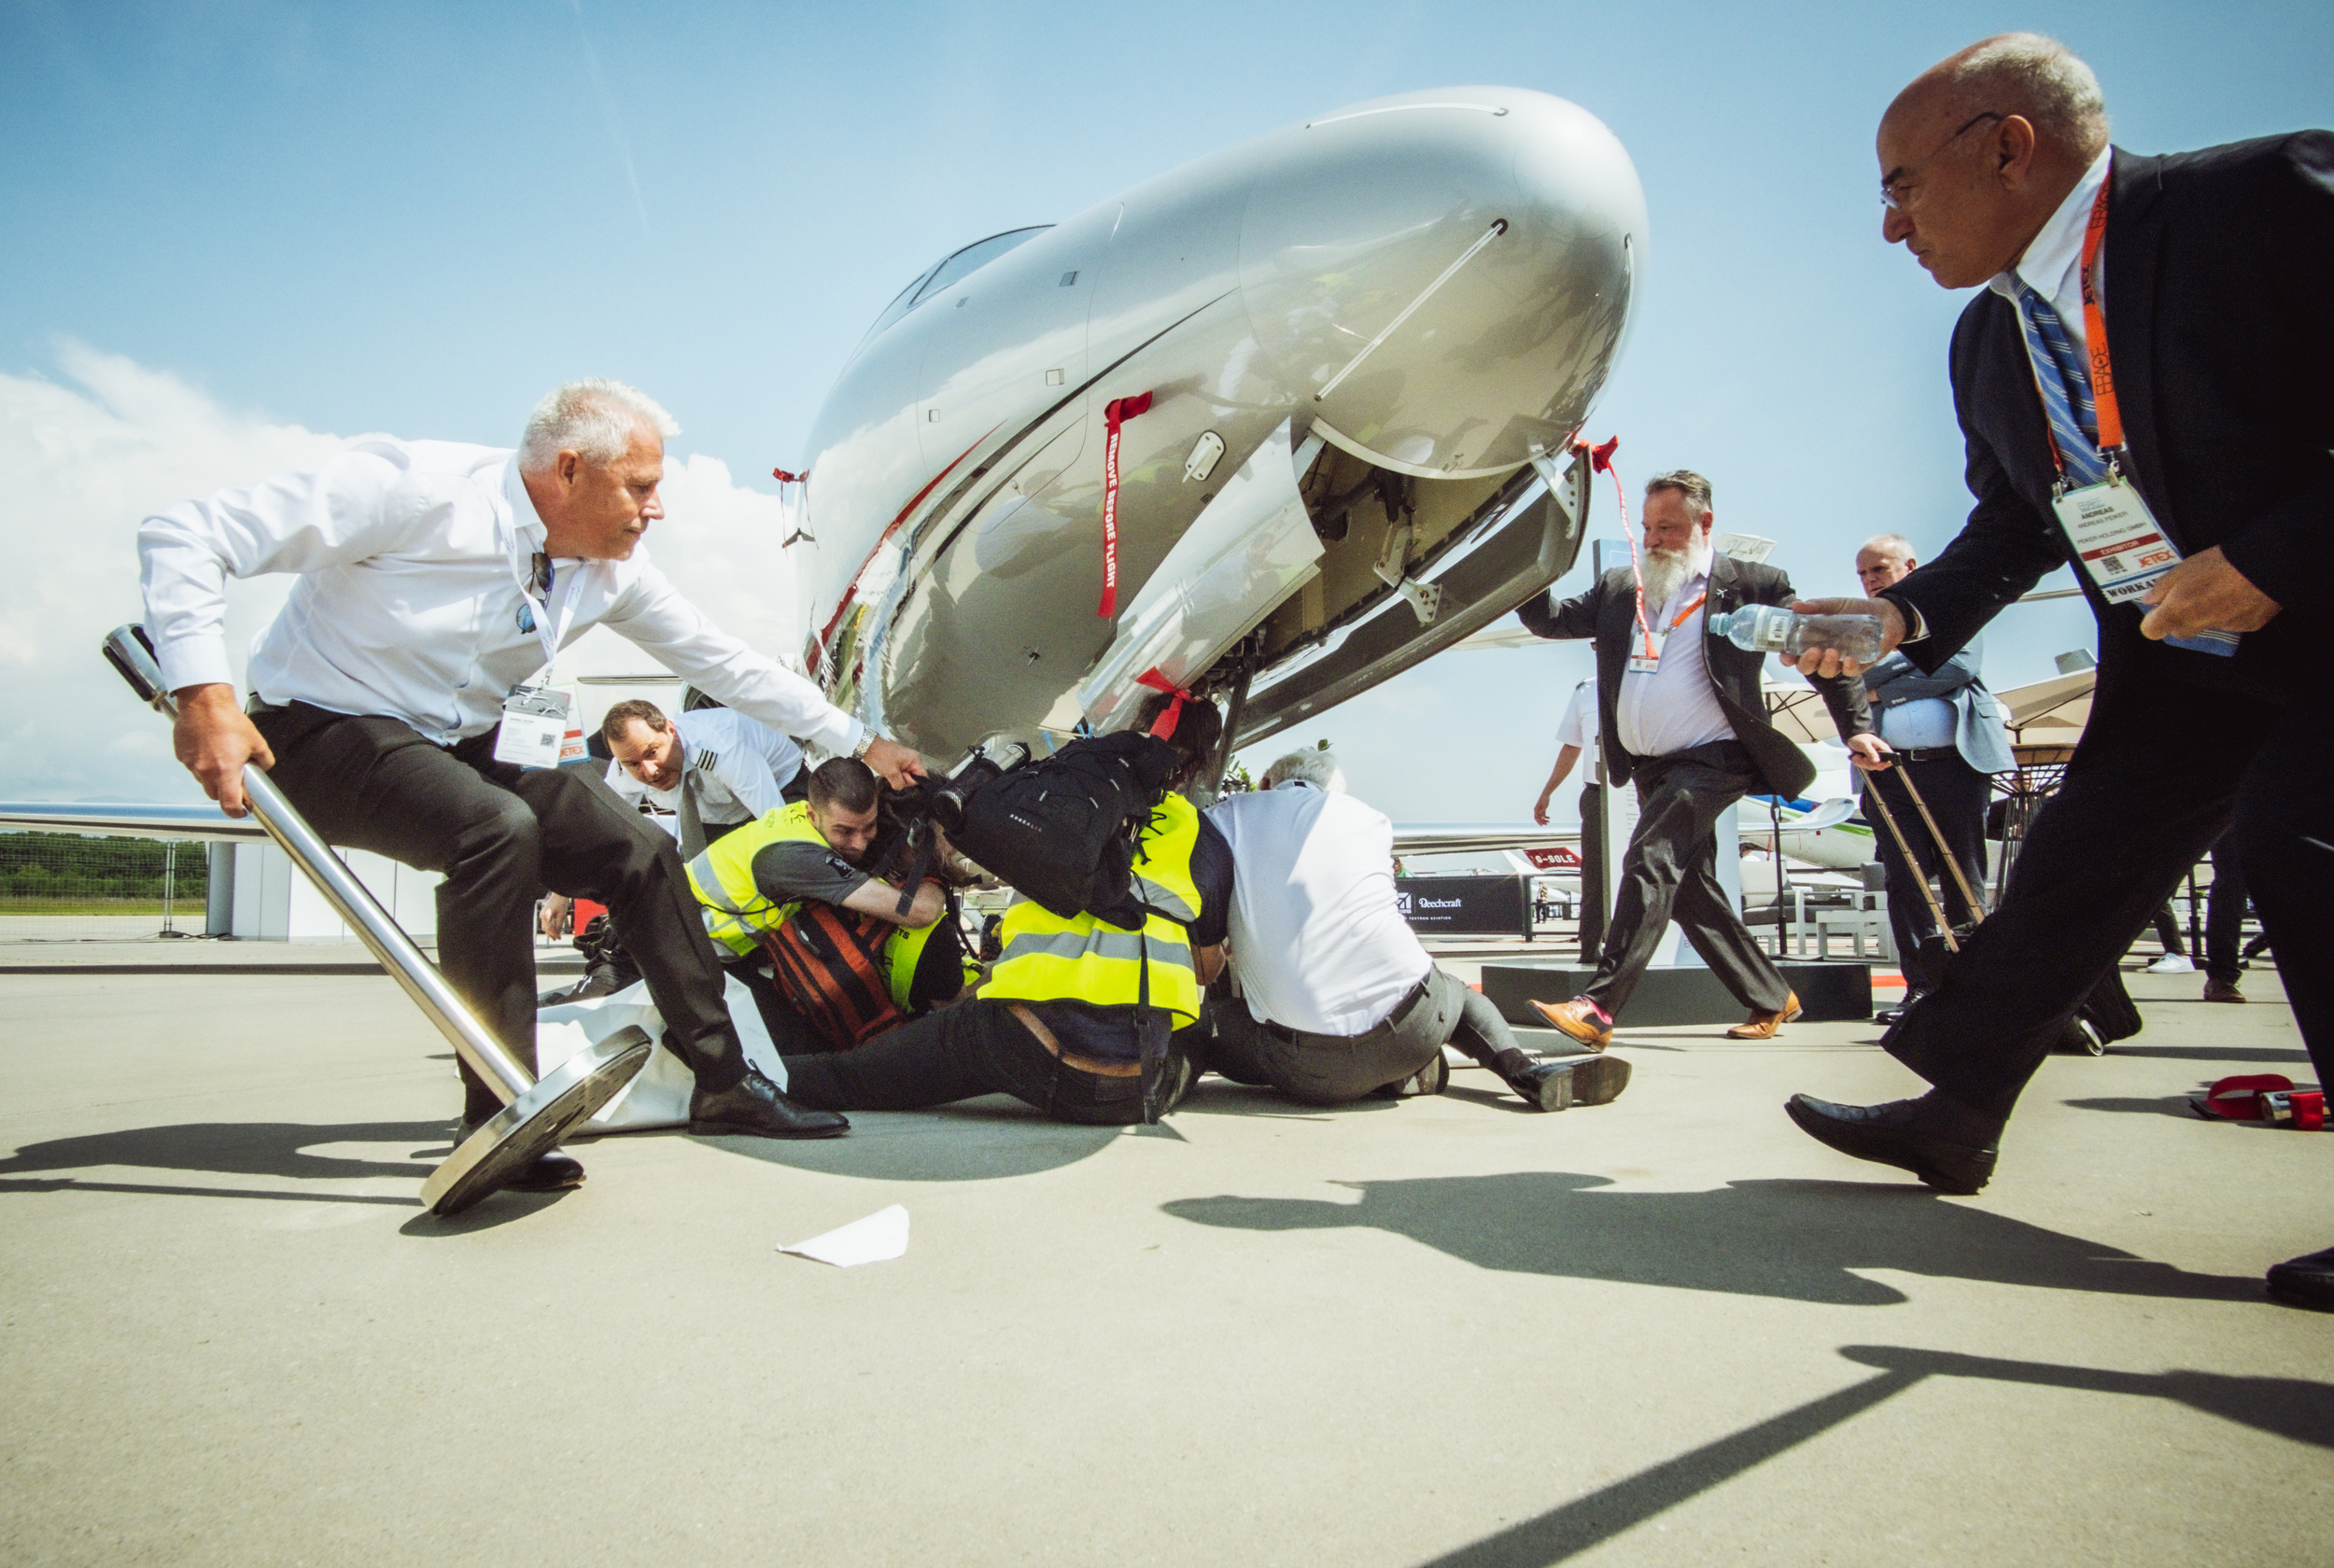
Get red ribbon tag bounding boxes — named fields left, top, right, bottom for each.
left=1134, top=666, right=1194, bottom=739
left=1099, top=392, right=1155, bottom=618
left=771, top=468, right=807, bottom=484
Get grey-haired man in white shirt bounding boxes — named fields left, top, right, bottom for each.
left=142, top=379, right=921, bottom=1176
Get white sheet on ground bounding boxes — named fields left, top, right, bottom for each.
left=536, top=974, right=787, bottom=1131
left=780, top=1205, right=909, bottom=1267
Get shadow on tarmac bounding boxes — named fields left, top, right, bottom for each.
left=2063, top=1094, right=2215, bottom=1119
left=0, top=1119, right=442, bottom=1206
left=1162, top=1172, right=2261, bottom=1305
left=2108, top=1043, right=2313, bottom=1065
left=696, top=1098, right=1121, bottom=1181
left=1414, top=1347, right=2332, bottom=1566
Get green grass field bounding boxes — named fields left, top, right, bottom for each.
left=0, top=901, right=177, bottom=918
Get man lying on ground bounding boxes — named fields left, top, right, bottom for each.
left=1199, top=750, right=1630, bottom=1112
left=778, top=691, right=1230, bottom=1125
left=684, top=757, right=967, bottom=1050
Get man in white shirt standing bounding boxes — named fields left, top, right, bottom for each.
left=1516, top=471, right=1879, bottom=1049
left=1199, top=752, right=1631, bottom=1112
left=143, top=379, right=922, bottom=1175
left=1531, top=676, right=1606, bottom=963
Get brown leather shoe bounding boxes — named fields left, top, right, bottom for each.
left=1726, top=990, right=1804, bottom=1040
left=2202, top=978, right=2247, bottom=1003
left=1527, top=998, right=1613, bottom=1051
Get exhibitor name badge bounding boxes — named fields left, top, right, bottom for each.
left=494, top=685, right=572, bottom=768
left=2051, top=477, right=2241, bottom=657
left=2053, top=479, right=2176, bottom=605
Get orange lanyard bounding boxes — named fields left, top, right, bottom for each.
left=2039, top=175, right=2123, bottom=483
left=2077, top=176, right=2122, bottom=450
left=1635, top=589, right=1707, bottom=659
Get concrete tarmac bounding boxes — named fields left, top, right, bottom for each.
left=1, top=964, right=2327, bottom=1566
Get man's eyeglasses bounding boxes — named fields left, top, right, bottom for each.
left=1880, top=111, right=2004, bottom=212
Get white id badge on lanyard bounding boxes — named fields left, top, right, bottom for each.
left=2051, top=476, right=2241, bottom=655
left=2052, top=475, right=2178, bottom=605
left=1625, top=637, right=1663, bottom=676
left=494, top=541, right=589, bottom=764
left=495, top=685, right=572, bottom=767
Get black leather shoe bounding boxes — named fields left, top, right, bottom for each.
left=536, top=964, right=637, bottom=1008
left=689, top=1068, right=851, bottom=1140
left=1784, top=1091, right=2001, bottom=1195
left=2266, top=1246, right=2334, bottom=1311
left=455, top=1119, right=585, bottom=1192
left=1875, top=988, right=1926, bottom=1027
left=1502, top=1054, right=1632, bottom=1113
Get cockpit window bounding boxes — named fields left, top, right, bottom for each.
left=909, top=226, right=1050, bottom=307
left=859, top=226, right=1052, bottom=344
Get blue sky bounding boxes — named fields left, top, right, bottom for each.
left=4, top=0, right=2327, bottom=817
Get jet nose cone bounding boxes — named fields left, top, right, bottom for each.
left=1239, top=88, right=1646, bottom=479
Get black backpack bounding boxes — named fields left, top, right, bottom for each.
left=942, top=731, right=1183, bottom=924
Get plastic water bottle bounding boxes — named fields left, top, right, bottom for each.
left=1708, top=605, right=1884, bottom=664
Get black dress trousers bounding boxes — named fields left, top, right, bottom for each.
left=1865, top=749, right=1994, bottom=963
left=1584, top=739, right=1793, bottom=1017
left=1882, top=673, right=2328, bottom=1118
left=252, top=703, right=744, bottom=1121
left=2203, top=835, right=2251, bottom=986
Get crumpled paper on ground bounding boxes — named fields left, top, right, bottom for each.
left=780, top=1205, right=910, bottom=1267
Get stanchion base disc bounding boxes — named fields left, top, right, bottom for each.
left=421, top=1026, right=654, bottom=1216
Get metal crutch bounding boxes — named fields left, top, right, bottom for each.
left=104, top=626, right=651, bottom=1216
left=1860, top=774, right=1959, bottom=954
left=1890, top=766, right=1988, bottom=931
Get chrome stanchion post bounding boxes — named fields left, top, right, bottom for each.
left=240, top=763, right=534, bottom=1102
left=103, top=625, right=651, bottom=1213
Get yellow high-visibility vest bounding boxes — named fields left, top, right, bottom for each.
left=877, top=913, right=977, bottom=1012
left=684, top=801, right=829, bottom=957
left=981, top=793, right=1205, bottom=1026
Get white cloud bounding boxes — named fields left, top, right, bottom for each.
left=0, top=344, right=808, bottom=802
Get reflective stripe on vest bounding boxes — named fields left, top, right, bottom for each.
left=684, top=800, right=829, bottom=956
left=980, top=792, right=1206, bottom=1027
left=878, top=917, right=936, bottom=1012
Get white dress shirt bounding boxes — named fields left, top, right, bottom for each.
left=1204, top=780, right=1434, bottom=1037
left=1612, top=571, right=1736, bottom=760
left=139, top=439, right=864, bottom=753
left=1988, top=145, right=2114, bottom=360
left=606, top=707, right=804, bottom=831
left=1554, top=678, right=1597, bottom=752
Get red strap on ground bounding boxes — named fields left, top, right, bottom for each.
left=2199, top=1073, right=2294, bottom=1119
left=1135, top=666, right=1194, bottom=738
left=1099, top=392, right=1155, bottom=618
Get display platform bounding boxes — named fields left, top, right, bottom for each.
left=1480, top=960, right=1873, bottom=1029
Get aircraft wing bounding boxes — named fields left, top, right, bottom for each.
left=0, top=802, right=266, bottom=844
left=1391, top=821, right=1582, bottom=857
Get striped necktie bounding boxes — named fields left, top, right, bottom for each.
left=2013, top=283, right=2108, bottom=485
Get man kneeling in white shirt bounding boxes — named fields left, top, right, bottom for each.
left=1200, top=752, right=1631, bottom=1112
left=142, top=379, right=923, bottom=1181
